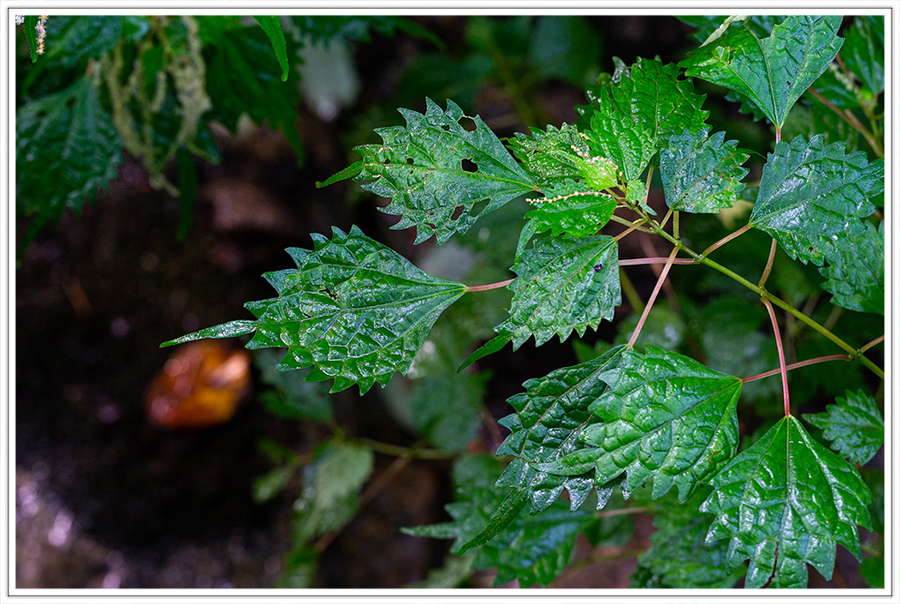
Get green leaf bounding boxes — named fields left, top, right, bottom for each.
left=16, top=78, right=123, bottom=244
left=843, top=16, right=884, bottom=95
left=252, top=464, right=296, bottom=503
left=749, top=135, right=882, bottom=265
left=803, top=390, right=884, bottom=466
left=352, top=98, right=536, bottom=244
left=252, top=16, right=290, bottom=82
left=542, top=347, right=741, bottom=502
left=409, top=371, right=488, bottom=452
left=495, top=346, right=628, bottom=514
left=255, top=350, right=333, bottom=423
left=293, top=442, right=374, bottom=543
left=23, top=15, right=40, bottom=63
left=41, top=16, right=128, bottom=68
left=819, top=221, right=884, bottom=314
left=507, top=123, right=588, bottom=187
left=164, top=226, right=466, bottom=394
left=586, top=57, right=708, bottom=182
left=680, top=15, right=843, bottom=128
left=275, top=547, right=318, bottom=588
left=524, top=180, right=617, bottom=240
left=702, top=416, right=873, bottom=588
left=497, top=235, right=621, bottom=349
left=633, top=487, right=744, bottom=588
left=529, top=16, right=602, bottom=86
left=660, top=127, right=749, bottom=213
left=406, top=553, right=476, bottom=588
left=204, top=23, right=304, bottom=161
left=678, top=15, right=785, bottom=43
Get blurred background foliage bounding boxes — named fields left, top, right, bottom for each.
left=15, top=14, right=883, bottom=589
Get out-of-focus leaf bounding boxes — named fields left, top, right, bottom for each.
left=529, top=15, right=601, bottom=86
left=843, top=16, right=884, bottom=95
left=407, top=553, right=476, bottom=588
left=163, top=226, right=466, bottom=394
left=681, top=15, right=843, bottom=127
left=803, top=389, right=884, bottom=465
left=409, top=371, right=488, bottom=452
left=677, top=15, right=784, bottom=43
left=253, top=464, right=296, bottom=503
left=347, top=98, right=536, bottom=244
left=41, top=16, right=128, bottom=68
left=703, top=416, right=873, bottom=588
left=614, top=303, right=684, bottom=351
left=256, top=350, right=333, bottom=423
left=542, top=347, right=741, bottom=502
left=633, top=487, right=744, bottom=588
left=586, top=57, right=708, bottom=183
left=16, top=78, right=122, bottom=247
left=749, top=135, right=881, bottom=265
left=819, top=221, right=884, bottom=314
left=293, top=442, right=373, bottom=543
left=497, top=234, right=621, bottom=349
left=275, top=547, right=318, bottom=588
left=660, top=127, right=749, bottom=213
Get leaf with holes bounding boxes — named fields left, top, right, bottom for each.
left=819, top=221, right=884, bottom=314
left=660, top=128, right=749, bottom=213
left=540, top=347, right=741, bottom=502
left=680, top=15, right=843, bottom=128
left=749, top=135, right=881, bottom=265
left=803, top=390, right=884, bottom=466
left=585, top=57, right=708, bottom=183
left=702, top=416, right=872, bottom=588
left=337, top=98, right=536, bottom=244
left=496, top=235, right=621, bottom=349
left=162, top=226, right=466, bottom=394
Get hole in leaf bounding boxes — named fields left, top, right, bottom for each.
left=461, top=117, right=477, bottom=132
left=406, top=158, right=415, bottom=165
left=470, top=199, right=489, bottom=216
left=440, top=124, right=451, bottom=131
left=461, top=159, right=478, bottom=173
left=451, top=206, right=465, bottom=221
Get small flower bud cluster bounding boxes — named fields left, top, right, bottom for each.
left=36, top=15, right=48, bottom=55
left=15, top=15, right=24, bottom=25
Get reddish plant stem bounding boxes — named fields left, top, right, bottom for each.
left=860, top=335, right=885, bottom=355
left=809, top=87, right=883, bottom=157
left=758, top=238, right=778, bottom=288
left=700, top=223, right=752, bottom=258
left=775, top=126, right=782, bottom=144
left=465, top=278, right=514, bottom=292
left=742, top=354, right=851, bottom=383
left=618, top=257, right=695, bottom=266
left=762, top=298, right=790, bottom=416
left=628, top=248, right=678, bottom=347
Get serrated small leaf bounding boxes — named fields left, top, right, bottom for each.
left=524, top=181, right=617, bottom=239
left=165, top=226, right=466, bottom=393
left=703, top=416, right=873, bottom=589
left=507, top=123, right=588, bottom=187
left=16, top=78, right=123, bottom=240
left=633, top=487, right=744, bottom=588
left=803, top=390, right=884, bottom=465
left=819, top=221, right=884, bottom=314
left=495, top=346, right=627, bottom=514
left=497, top=235, right=621, bottom=349
left=542, top=347, right=741, bottom=502
left=586, top=57, right=708, bottom=182
left=252, top=16, right=290, bottom=81
left=660, top=127, right=749, bottom=213
left=680, top=15, right=843, bottom=128
left=749, top=135, right=882, bottom=265
left=353, top=98, right=536, bottom=244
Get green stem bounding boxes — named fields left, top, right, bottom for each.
left=649, top=225, right=885, bottom=380
left=619, top=269, right=644, bottom=313
left=361, top=438, right=458, bottom=460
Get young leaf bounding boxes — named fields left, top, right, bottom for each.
left=495, top=346, right=628, bottom=514
left=803, top=390, right=884, bottom=466
left=496, top=235, right=621, bottom=349
left=524, top=180, right=617, bottom=239
left=252, top=16, right=290, bottom=81
left=702, top=416, right=873, bottom=588
left=350, top=98, right=536, bottom=244
left=541, top=347, right=741, bottom=502
left=586, top=57, right=708, bottom=183
left=660, top=127, right=749, bottom=213
left=633, top=487, right=745, bottom=588
left=749, top=135, right=882, bottom=265
left=680, top=15, right=843, bottom=128
left=16, top=78, right=123, bottom=241
left=163, top=226, right=466, bottom=394
left=507, top=123, right=588, bottom=186
left=819, top=221, right=884, bottom=314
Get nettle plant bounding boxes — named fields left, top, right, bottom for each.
left=165, top=15, right=886, bottom=588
